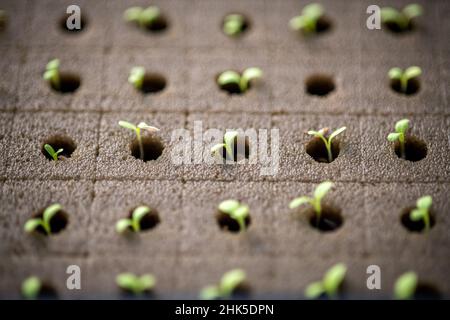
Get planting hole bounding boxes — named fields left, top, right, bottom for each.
left=390, top=78, right=420, bottom=95
left=144, top=14, right=168, bottom=32
left=50, top=73, right=81, bottom=93
left=42, top=135, right=76, bottom=160
left=140, top=73, right=166, bottom=94
left=59, top=14, right=87, bottom=33
left=221, top=135, right=250, bottom=162
left=308, top=205, right=343, bottom=232
left=216, top=210, right=251, bottom=233
left=32, top=208, right=68, bottom=235
left=36, top=283, right=58, bottom=299
left=315, top=16, right=332, bottom=34
left=394, top=136, right=427, bottom=162
left=384, top=21, right=414, bottom=34
left=305, top=74, right=335, bottom=96
left=130, top=135, right=164, bottom=162
left=221, top=13, right=250, bottom=36
left=306, top=136, right=340, bottom=163
left=128, top=207, right=160, bottom=231
left=401, top=207, right=435, bottom=233
left=414, top=283, right=441, bottom=300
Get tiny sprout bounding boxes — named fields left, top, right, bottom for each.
left=116, top=273, right=156, bottom=295
left=24, top=203, right=62, bottom=235
left=304, top=263, right=347, bottom=299
left=381, top=4, right=423, bottom=31
left=118, top=120, right=160, bottom=161
left=289, top=3, right=324, bottom=34
left=116, top=205, right=151, bottom=234
left=388, top=66, right=422, bottom=94
left=410, top=195, right=432, bottom=232
left=200, top=269, right=246, bottom=300
left=289, top=181, right=334, bottom=224
left=217, top=68, right=263, bottom=94
left=387, top=118, right=409, bottom=159
left=394, top=271, right=418, bottom=299
left=307, top=127, right=346, bottom=163
left=22, top=276, right=42, bottom=299
left=43, top=59, right=61, bottom=91
left=211, top=131, right=239, bottom=161
left=44, top=144, right=63, bottom=161
left=128, top=66, right=146, bottom=90
left=124, top=6, right=161, bottom=29
left=218, top=199, right=249, bottom=232
left=223, top=14, right=246, bottom=37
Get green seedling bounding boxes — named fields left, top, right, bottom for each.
left=410, top=195, right=432, bottom=232
left=307, top=127, right=346, bottom=163
left=304, top=263, right=347, bottom=299
left=24, top=203, right=62, bottom=235
left=211, top=131, right=239, bottom=161
left=388, top=66, right=422, bottom=94
left=217, top=67, right=263, bottom=94
left=289, top=3, right=324, bottom=34
left=118, top=121, right=160, bottom=161
left=381, top=4, right=423, bottom=31
left=116, top=273, right=156, bottom=295
left=22, top=276, right=42, bottom=299
left=218, top=199, right=249, bottom=232
left=124, top=6, right=161, bottom=29
left=387, top=118, right=410, bottom=159
left=43, top=59, right=61, bottom=90
left=44, top=144, right=63, bottom=161
left=200, top=269, right=246, bottom=300
left=223, top=14, right=246, bottom=37
left=289, top=181, right=334, bottom=224
left=394, top=271, right=418, bottom=299
left=128, top=66, right=146, bottom=90
left=116, top=205, right=151, bottom=234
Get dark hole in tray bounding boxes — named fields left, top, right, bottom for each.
left=42, top=135, right=76, bottom=160
left=394, top=136, right=427, bottom=162
left=220, top=135, right=250, bottom=162
left=59, top=14, right=87, bottom=33
left=400, top=207, right=435, bottom=233
left=308, top=205, right=343, bottom=232
left=34, top=283, right=58, bottom=300
left=130, top=135, right=164, bottom=162
left=315, top=16, right=332, bottom=34
left=50, top=73, right=81, bottom=93
left=32, top=208, right=68, bottom=235
left=384, top=21, right=415, bottom=34
left=221, top=13, right=250, bottom=36
left=306, top=136, right=340, bottom=163
left=413, top=283, right=441, bottom=300
left=217, top=210, right=251, bottom=233
left=143, top=15, right=168, bottom=32
left=140, top=73, right=166, bottom=94
left=120, top=289, right=155, bottom=299
left=305, top=74, right=335, bottom=96
left=127, top=207, right=160, bottom=231
left=390, top=77, right=420, bottom=95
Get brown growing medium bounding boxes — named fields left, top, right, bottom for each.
left=393, top=136, right=427, bottom=162
left=400, top=207, right=435, bottom=233
left=130, top=136, right=164, bottom=162
left=31, top=208, right=68, bottom=235
left=42, top=135, right=77, bottom=160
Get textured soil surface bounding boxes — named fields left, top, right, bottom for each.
left=0, top=0, right=449, bottom=299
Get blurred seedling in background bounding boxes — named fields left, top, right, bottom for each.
left=0, top=10, right=7, bottom=29
left=128, top=66, right=146, bottom=91
left=304, top=263, right=347, bottom=299
left=24, top=203, right=63, bottom=235
left=21, top=276, right=42, bottom=299
left=307, top=127, right=346, bottom=163
left=381, top=4, right=423, bottom=32
left=124, top=6, right=162, bottom=30
left=116, top=205, right=152, bottom=234
left=387, top=118, right=409, bottom=159
left=394, top=271, right=418, bottom=299
left=289, top=3, right=325, bottom=34
left=388, top=66, right=422, bottom=94
left=410, top=195, right=433, bottom=233
left=118, top=121, right=160, bottom=161
left=44, top=144, right=63, bottom=161
left=116, top=273, right=156, bottom=296
left=218, top=199, right=250, bottom=233
left=223, top=14, right=246, bottom=37
left=43, top=59, right=61, bottom=91
left=200, top=269, right=247, bottom=300
left=217, top=68, right=263, bottom=94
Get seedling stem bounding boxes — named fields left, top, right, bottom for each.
left=387, top=119, right=409, bottom=159
left=44, top=144, right=63, bottom=161
left=307, top=127, right=346, bottom=163
left=118, top=121, right=160, bottom=161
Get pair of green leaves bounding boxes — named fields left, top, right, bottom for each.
left=307, top=127, right=346, bottom=163
left=43, top=59, right=60, bottom=90
left=116, top=206, right=151, bottom=233
left=118, top=120, right=160, bottom=161
left=217, top=68, right=263, bottom=93
left=289, top=3, right=324, bottom=34
left=387, top=119, right=409, bottom=143
left=124, top=6, right=161, bottom=28
left=44, top=144, right=63, bottom=161
left=381, top=4, right=423, bottom=31
left=200, top=269, right=246, bottom=300
left=223, top=14, right=246, bottom=37
left=410, top=195, right=432, bottom=232
left=304, top=263, right=347, bottom=299
left=24, top=203, right=62, bottom=235
left=388, top=66, right=422, bottom=94
left=128, top=66, right=146, bottom=90
left=218, top=199, right=250, bottom=232
left=289, top=181, right=334, bottom=219
left=116, top=273, right=156, bottom=295
left=211, top=131, right=239, bottom=161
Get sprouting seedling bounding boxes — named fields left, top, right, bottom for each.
left=22, top=276, right=42, bottom=299
left=223, top=14, right=245, bottom=37
left=43, top=59, right=61, bottom=90
left=307, top=127, right=346, bottom=163
left=381, top=4, right=423, bottom=31
left=410, top=195, right=432, bottom=233
left=118, top=121, right=160, bottom=161
left=24, top=203, right=62, bottom=235
left=217, top=67, right=263, bottom=93
left=289, top=3, right=324, bottom=34
left=116, top=273, right=156, bottom=295
left=211, top=131, right=239, bottom=161
left=388, top=66, right=422, bottom=94
left=304, top=263, right=347, bottom=299
left=44, top=144, right=63, bottom=161
left=128, top=66, right=146, bottom=90
left=289, top=181, right=334, bottom=224
left=124, top=6, right=161, bottom=29
left=218, top=199, right=249, bottom=232
left=394, top=271, right=418, bottom=299
left=116, top=205, right=151, bottom=234
left=387, top=118, right=409, bottom=159
left=200, top=269, right=246, bottom=300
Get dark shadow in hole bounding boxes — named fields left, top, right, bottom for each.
left=140, top=73, right=166, bottom=94
left=414, top=283, right=441, bottom=300
left=390, top=77, right=420, bottom=95
left=126, top=207, right=160, bottom=232
left=305, top=74, right=335, bottom=96
left=308, top=205, right=343, bottom=232
left=306, top=136, right=340, bottom=163
left=35, top=283, right=58, bottom=300
left=130, top=135, right=164, bottom=162
left=221, top=13, right=250, bottom=37
left=143, top=15, right=169, bottom=32
left=42, top=135, right=76, bottom=160
left=394, top=136, right=427, bottom=162
left=49, top=73, right=81, bottom=93
left=400, top=207, right=435, bottom=233
left=32, top=208, right=68, bottom=235
left=216, top=210, right=251, bottom=233
left=384, top=21, right=415, bottom=34
left=216, top=71, right=246, bottom=95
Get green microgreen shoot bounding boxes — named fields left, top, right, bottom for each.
left=394, top=271, right=418, bottom=299
left=223, top=14, right=245, bottom=37
left=217, top=67, right=263, bottom=93
left=289, top=3, right=324, bottom=34
left=218, top=199, right=249, bottom=232
left=387, top=118, right=409, bottom=159
left=24, top=203, right=62, bottom=235
left=381, top=4, right=423, bottom=31
left=200, top=269, right=247, bottom=300
left=410, top=195, right=432, bottom=233
left=307, top=127, right=346, bottom=163
left=44, top=144, right=63, bottom=161
left=211, top=131, right=239, bottom=161
left=22, top=276, right=42, bottom=299
left=116, top=273, right=156, bottom=295
left=116, top=205, right=151, bottom=234
left=128, top=66, right=146, bottom=90
left=124, top=6, right=161, bottom=29
left=304, top=263, right=347, bottom=299
left=388, top=66, right=422, bottom=94
left=43, top=59, right=61, bottom=91
left=118, top=120, right=160, bottom=161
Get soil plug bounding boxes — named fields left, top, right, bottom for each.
left=223, top=14, right=246, bottom=37
left=289, top=3, right=324, bottom=34
left=124, top=6, right=161, bottom=29
left=307, top=127, right=346, bottom=163
left=304, top=263, right=347, bottom=299
left=217, top=67, right=263, bottom=94
left=200, top=269, right=247, bottom=300
left=116, top=273, right=156, bottom=296
left=381, top=4, right=423, bottom=31
left=394, top=271, right=418, bottom=299
left=44, top=144, right=63, bottom=161
left=118, top=120, right=160, bottom=161
left=388, top=66, right=422, bottom=94
left=24, top=203, right=63, bottom=235
left=218, top=199, right=250, bottom=232
left=21, top=276, right=42, bottom=299
left=116, top=205, right=152, bottom=234
left=387, top=118, right=409, bottom=159
left=43, top=59, right=61, bottom=91
left=410, top=195, right=432, bottom=233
